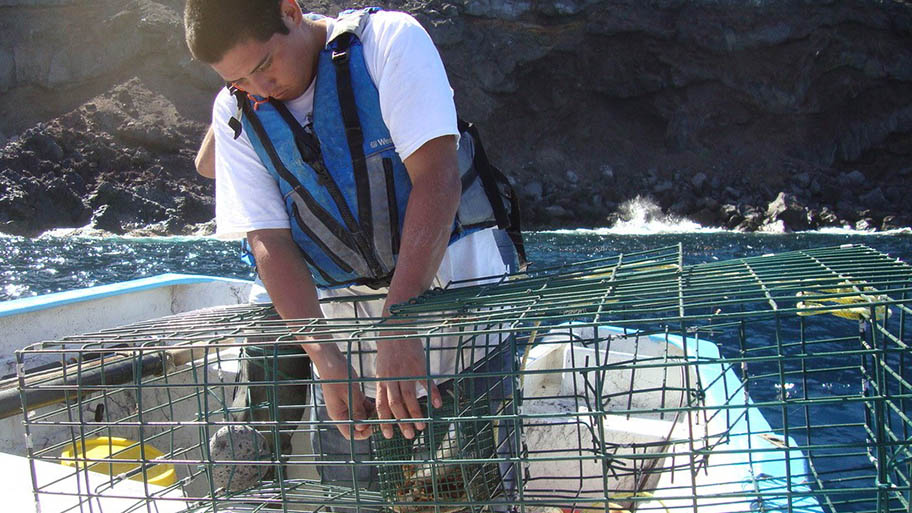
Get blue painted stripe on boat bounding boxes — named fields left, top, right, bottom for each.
left=0, top=274, right=252, bottom=318
left=596, top=324, right=823, bottom=512
left=661, top=330, right=823, bottom=513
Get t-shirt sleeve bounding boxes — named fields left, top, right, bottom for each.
left=211, top=89, right=291, bottom=239
left=363, top=11, right=459, bottom=162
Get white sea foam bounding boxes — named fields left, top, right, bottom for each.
left=539, top=196, right=911, bottom=236
left=23, top=198, right=912, bottom=240
left=39, top=226, right=101, bottom=238
left=541, top=196, right=725, bottom=235
left=815, top=226, right=911, bottom=236
left=37, top=225, right=225, bottom=242
left=544, top=224, right=909, bottom=237
left=3, top=283, right=30, bottom=298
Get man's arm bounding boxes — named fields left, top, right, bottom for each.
left=373, top=134, right=460, bottom=439
left=384, top=135, right=460, bottom=313
left=248, top=228, right=373, bottom=440
left=195, top=125, right=216, bottom=179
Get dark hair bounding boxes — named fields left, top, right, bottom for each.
left=184, top=0, right=291, bottom=63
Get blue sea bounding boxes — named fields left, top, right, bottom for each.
left=2, top=220, right=912, bottom=510
left=2, top=227, right=911, bottom=301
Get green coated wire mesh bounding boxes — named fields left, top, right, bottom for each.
left=372, top=370, right=505, bottom=513
left=11, top=244, right=912, bottom=513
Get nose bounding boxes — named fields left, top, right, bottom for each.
left=249, top=74, right=278, bottom=98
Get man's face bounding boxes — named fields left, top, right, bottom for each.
left=212, top=23, right=314, bottom=102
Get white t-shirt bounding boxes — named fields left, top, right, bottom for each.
left=212, top=11, right=512, bottom=388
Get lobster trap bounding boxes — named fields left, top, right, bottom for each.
left=11, top=244, right=912, bottom=513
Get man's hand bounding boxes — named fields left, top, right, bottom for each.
left=312, top=344, right=373, bottom=440
left=374, top=337, right=442, bottom=439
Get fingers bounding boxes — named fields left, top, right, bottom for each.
left=347, top=387, right=373, bottom=441
left=385, top=381, right=415, bottom=439
left=333, top=412, right=372, bottom=440
left=350, top=424, right=372, bottom=440
left=324, top=382, right=373, bottom=441
left=402, top=381, right=425, bottom=433
left=420, top=378, right=443, bottom=410
left=328, top=401, right=358, bottom=441
left=375, top=383, right=396, bottom=439
left=377, top=380, right=431, bottom=439
left=354, top=397, right=374, bottom=439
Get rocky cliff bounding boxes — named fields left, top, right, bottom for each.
left=1, top=0, right=910, bottom=236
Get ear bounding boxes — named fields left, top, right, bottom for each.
left=279, top=0, right=302, bottom=26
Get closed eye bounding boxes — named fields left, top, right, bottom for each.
left=257, top=56, right=273, bottom=72
left=225, top=52, right=272, bottom=89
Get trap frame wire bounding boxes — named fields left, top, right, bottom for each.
left=11, top=243, right=912, bottom=513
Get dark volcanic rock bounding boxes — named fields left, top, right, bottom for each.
left=766, top=192, right=812, bottom=232
left=0, top=78, right=213, bottom=236
left=0, top=0, right=910, bottom=234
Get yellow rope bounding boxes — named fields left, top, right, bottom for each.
left=609, top=491, right=671, bottom=513
left=796, top=281, right=891, bottom=321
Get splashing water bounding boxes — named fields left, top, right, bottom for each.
left=612, top=195, right=705, bottom=234
left=546, top=195, right=719, bottom=235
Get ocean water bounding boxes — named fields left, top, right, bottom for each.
left=2, top=228, right=911, bottom=301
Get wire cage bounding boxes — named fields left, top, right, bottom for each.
left=372, top=347, right=514, bottom=513
left=12, top=244, right=912, bottom=513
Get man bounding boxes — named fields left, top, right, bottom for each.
left=184, top=0, right=520, bottom=499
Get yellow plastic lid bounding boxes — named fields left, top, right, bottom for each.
left=60, top=436, right=177, bottom=487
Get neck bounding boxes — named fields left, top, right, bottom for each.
left=300, top=18, right=327, bottom=87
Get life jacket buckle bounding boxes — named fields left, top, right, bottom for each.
left=332, top=49, right=349, bottom=63
left=228, top=116, right=243, bottom=140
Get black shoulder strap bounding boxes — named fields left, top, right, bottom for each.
left=459, top=119, right=528, bottom=270
left=329, top=33, right=373, bottom=243
left=269, top=99, right=322, bottom=166
left=227, top=86, right=247, bottom=139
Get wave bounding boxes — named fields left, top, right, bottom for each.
left=540, top=196, right=725, bottom=235
left=25, top=198, right=912, bottom=241
left=540, top=224, right=723, bottom=236
left=754, top=223, right=911, bottom=236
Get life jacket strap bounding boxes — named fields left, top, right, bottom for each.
left=330, top=31, right=374, bottom=254
left=458, top=119, right=528, bottom=270
left=228, top=86, right=247, bottom=139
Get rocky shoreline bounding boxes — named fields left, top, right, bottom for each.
left=516, top=164, right=912, bottom=233
left=1, top=79, right=215, bottom=238
left=1, top=0, right=911, bottom=237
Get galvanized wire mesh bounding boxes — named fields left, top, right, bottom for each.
left=13, top=244, right=912, bottom=513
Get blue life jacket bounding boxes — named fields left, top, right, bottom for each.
left=230, top=8, right=524, bottom=289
